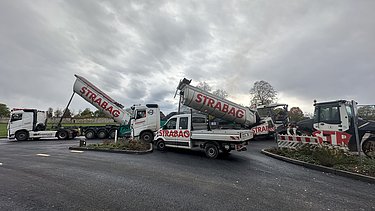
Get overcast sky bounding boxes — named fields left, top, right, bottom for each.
left=0, top=0, right=374, bottom=116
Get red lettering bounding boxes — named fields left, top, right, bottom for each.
left=214, top=101, right=222, bottom=110
left=113, top=110, right=120, bottom=117
left=174, top=130, right=178, bottom=137
left=80, top=87, right=87, bottom=95
left=101, top=102, right=108, bottom=109
left=236, top=110, right=244, bottom=118
left=312, top=131, right=324, bottom=144
left=94, top=97, right=102, bottom=105
left=202, top=95, right=208, bottom=105
left=178, top=130, right=184, bottom=137
left=336, top=131, right=351, bottom=145
left=222, top=104, right=229, bottom=113
left=207, top=99, right=215, bottom=108
left=106, top=106, right=113, bottom=114
left=195, top=93, right=202, bottom=103
left=184, top=130, right=190, bottom=138
left=90, top=93, right=97, bottom=101
left=228, top=107, right=236, bottom=117
left=323, top=131, right=335, bottom=144
left=85, top=89, right=93, bottom=97
left=165, top=130, right=169, bottom=136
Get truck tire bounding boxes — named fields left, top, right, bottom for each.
left=109, top=129, right=117, bottom=139
left=156, top=139, right=166, bottom=151
left=362, top=138, right=375, bottom=159
left=205, top=143, right=219, bottom=159
left=140, top=131, right=154, bottom=143
left=57, top=130, right=68, bottom=140
left=97, top=130, right=108, bottom=139
left=85, top=130, right=95, bottom=139
left=15, top=131, right=29, bottom=141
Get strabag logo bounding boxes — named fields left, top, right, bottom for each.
left=195, top=93, right=245, bottom=119
left=80, top=86, right=121, bottom=118
left=158, top=130, right=190, bottom=138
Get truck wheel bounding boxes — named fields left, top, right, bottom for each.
left=362, top=138, right=375, bottom=159
left=15, top=131, right=29, bottom=141
left=140, top=131, right=154, bottom=143
left=57, top=130, right=68, bottom=140
left=205, top=143, right=219, bottom=159
left=97, top=130, right=108, bottom=139
left=85, top=130, right=95, bottom=139
left=156, top=139, right=166, bottom=151
left=109, top=129, right=117, bottom=139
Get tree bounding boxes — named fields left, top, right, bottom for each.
left=0, top=103, right=10, bottom=118
left=213, top=89, right=228, bottom=99
left=288, top=107, right=305, bottom=122
left=54, top=108, right=63, bottom=118
left=47, top=107, right=53, bottom=118
left=62, top=108, right=72, bottom=118
left=196, top=81, right=212, bottom=92
left=94, top=109, right=107, bottom=118
left=80, top=108, right=94, bottom=118
left=74, top=109, right=82, bottom=118
left=358, top=105, right=375, bottom=120
left=249, top=81, right=277, bottom=106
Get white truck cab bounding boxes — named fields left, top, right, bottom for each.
left=154, top=113, right=253, bottom=158
left=8, top=108, right=78, bottom=141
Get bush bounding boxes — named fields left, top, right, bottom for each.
left=268, top=145, right=375, bottom=177
left=88, top=138, right=150, bottom=151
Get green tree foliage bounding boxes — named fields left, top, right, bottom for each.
left=0, top=103, right=10, bottom=118
left=80, top=108, right=94, bottom=118
left=54, top=108, right=62, bottom=118
left=47, top=107, right=53, bottom=118
left=358, top=105, right=375, bottom=120
left=94, top=109, right=107, bottom=118
left=62, top=108, right=72, bottom=118
left=249, top=80, right=277, bottom=106
left=288, top=107, right=305, bottom=122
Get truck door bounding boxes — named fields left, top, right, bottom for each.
left=176, top=116, right=191, bottom=148
left=132, top=109, right=147, bottom=136
left=8, top=111, right=33, bottom=136
left=162, top=117, right=177, bottom=146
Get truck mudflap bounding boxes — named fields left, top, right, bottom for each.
left=235, top=144, right=247, bottom=151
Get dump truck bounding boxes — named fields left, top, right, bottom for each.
left=153, top=78, right=258, bottom=158
left=73, top=75, right=160, bottom=142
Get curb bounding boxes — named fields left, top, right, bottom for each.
left=69, top=143, right=154, bottom=155
left=261, top=149, right=375, bottom=184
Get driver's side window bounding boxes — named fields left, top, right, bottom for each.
left=164, top=118, right=177, bottom=129
left=11, top=113, right=22, bottom=122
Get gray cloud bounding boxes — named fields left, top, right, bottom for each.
left=0, top=0, right=374, bottom=116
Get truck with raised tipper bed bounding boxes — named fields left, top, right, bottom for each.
left=153, top=78, right=259, bottom=158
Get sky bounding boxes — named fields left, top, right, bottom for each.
left=0, top=0, right=374, bottom=116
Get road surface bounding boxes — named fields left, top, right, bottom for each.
left=0, top=138, right=373, bottom=210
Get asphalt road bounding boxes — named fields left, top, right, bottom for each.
left=0, top=138, right=374, bottom=211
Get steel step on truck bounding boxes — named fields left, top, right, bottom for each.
left=153, top=78, right=259, bottom=158
left=7, top=108, right=78, bottom=141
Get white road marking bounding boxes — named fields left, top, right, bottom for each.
left=36, top=153, right=50, bottom=157
left=0, top=163, right=3, bottom=166
left=70, top=150, right=84, bottom=153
